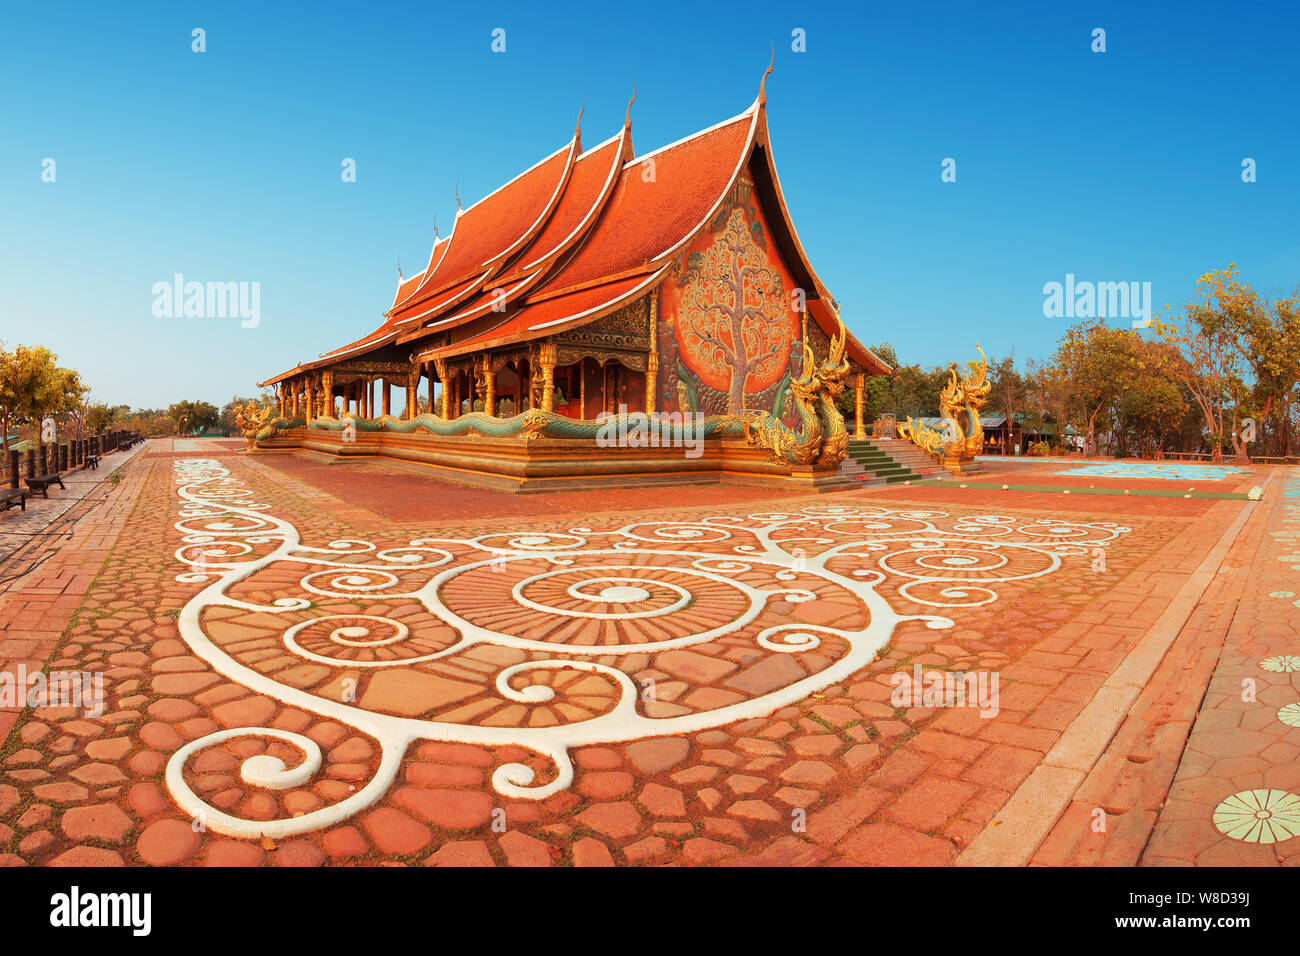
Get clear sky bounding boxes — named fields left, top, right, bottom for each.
left=2, top=0, right=1297, bottom=409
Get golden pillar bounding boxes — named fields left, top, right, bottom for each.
left=382, top=379, right=391, bottom=418
left=305, top=382, right=315, bottom=425
left=539, top=342, right=556, bottom=413
left=646, top=287, right=659, bottom=416
left=854, top=372, right=866, bottom=438
left=322, top=370, right=334, bottom=419
left=578, top=359, right=585, bottom=420
left=277, top=386, right=285, bottom=418
left=434, top=359, right=448, bottom=418
left=483, top=355, right=496, bottom=417
left=291, top=383, right=300, bottom=418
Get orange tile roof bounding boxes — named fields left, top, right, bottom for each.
left=497, top=130, right=627, bottom=282
left=264, top=92, right=892, bottom=384
left=536, top=111, right=758, bottom=299
left=407, top=139, right=575, bottom=303
left=416, top=269, right=664, bottom=363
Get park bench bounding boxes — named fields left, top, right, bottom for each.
left=1, top=488, right=26, bottom=512
left=25, top=472, right=65, bottom=498
left=84, top=454, right=100, bottom=470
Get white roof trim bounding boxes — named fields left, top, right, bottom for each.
left=520, top=127, right=626, bottom=272
left=528, top=265, right=667, bottom=331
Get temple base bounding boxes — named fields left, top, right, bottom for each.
left=255, top=427, right=861, bottom=494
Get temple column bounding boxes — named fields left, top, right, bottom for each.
left=305, top=382, right=314, bottom=425
left=278, top=387, right=285, bottom=417
left=291, top=384, right=300, bottom=418
left=322, top=370, right=334, bottom=419
left=854, top=372, right=866, bottom=438
left=434, top=359, right=448, bottom=418
left=483, top=355, right=496, bottom=417
left=539, top=343, right=556, bottom=413
left=646, top=287, right=659, bottom=416
left=578, top=359, right=586, bottom=420
left=382, top=379, right=391, bottom=418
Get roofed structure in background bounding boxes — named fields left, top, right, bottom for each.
left=257, top=73, right=893, bottom=491
left=261, top=87, right=890, bottom=392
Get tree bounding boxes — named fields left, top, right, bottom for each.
left=680, top=209, right=790, bottom=413
left=84, top=402, right=114, bottom=435
left=989, top=352, right=1027, bottom=423
left=1155, top=267, right=1252, bottom=462
left=168, top=400, right=219, bottom=435
left=0, top=343, right=87, bottom=454
left=1054, top=321, right=1145, bottom=456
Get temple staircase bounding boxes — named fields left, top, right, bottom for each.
left=840, top=437, right=946, bottom=486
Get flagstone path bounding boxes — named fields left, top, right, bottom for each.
left=0, top=442, right=1292, bottom=866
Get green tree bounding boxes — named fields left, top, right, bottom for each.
left=168, top=400, right=220, bottom=435
left=0, top=343, right=88, bottom=454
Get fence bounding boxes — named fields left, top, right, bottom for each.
left=2, top=430, right=139, bottom=489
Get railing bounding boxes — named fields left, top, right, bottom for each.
left=3, top=430, right=143, bottom=489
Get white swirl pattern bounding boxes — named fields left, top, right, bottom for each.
left=164, top=458, right=1130, bottom=838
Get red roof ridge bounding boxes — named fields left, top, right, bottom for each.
left=621, top=99, right=758, bottom=170
left=497, top=124, right=630, bottom=283
left=395, top=135, right=577, bottom=311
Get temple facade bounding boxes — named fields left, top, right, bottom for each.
left=258, top=78, right=892, bottom=491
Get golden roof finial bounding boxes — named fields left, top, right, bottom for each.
left=455, top=180, right=461, bottom=212
left=575, top=96, right=584, bottom=137
left=759, top=44, right=774, bottom=103
left=624, top=82, right=636, bottom=129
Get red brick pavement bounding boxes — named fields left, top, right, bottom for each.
left=0, top=448, right=1271, bottom=866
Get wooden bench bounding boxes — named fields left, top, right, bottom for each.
left=25, top=473, right=65, bottom=498
left=84, top=454, right=101, bottom=470
left=1, top=488, right=26, bottom=512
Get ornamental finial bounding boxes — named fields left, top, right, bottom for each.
left=759, top=45, right=773, bottom=103
left=624, top=82, right=636, bottom=129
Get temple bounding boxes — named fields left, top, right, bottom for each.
left=257, top=74, right=893, bottom=491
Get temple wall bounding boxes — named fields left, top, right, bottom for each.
left=655, top=167, right=806, bottom=425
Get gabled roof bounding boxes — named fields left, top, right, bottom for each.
left=261, top=82, right=891, bottom=388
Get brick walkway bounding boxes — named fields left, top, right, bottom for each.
left=0, top=445, right=1290, bottom=867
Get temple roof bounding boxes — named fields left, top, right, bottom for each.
left=260, top=87, right=891, bottom=387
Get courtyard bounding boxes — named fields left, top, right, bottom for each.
left=1, top=439, right=1295, bottom=867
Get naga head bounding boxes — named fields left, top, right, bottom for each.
left=811, top=302, right=851, bottom=394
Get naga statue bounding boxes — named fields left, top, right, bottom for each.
left=745, top=303, right=852, bottom=468
left=897, top=343, right=992, bottom=468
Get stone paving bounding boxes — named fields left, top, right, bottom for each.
left=0, top=440, right=1294, bottom=866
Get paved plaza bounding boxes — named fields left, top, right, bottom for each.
left=1, top=440, right=1297, bottom=866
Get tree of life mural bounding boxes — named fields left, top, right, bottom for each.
left=681, top=208, right=792, bottom=413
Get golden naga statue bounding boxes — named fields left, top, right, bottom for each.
left=745, top=303, right=852, bottom=468
left=898, top=343, right=992, bottom=463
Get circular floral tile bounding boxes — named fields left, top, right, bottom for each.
left=1213, top=789, right=1300, bottom=843
left=1260, top=655, right=1300, bottom=673
left=1278, top=702, right=1300, bottom=728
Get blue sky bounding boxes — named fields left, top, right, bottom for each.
left=2, top=0, right=1297, bottom=409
